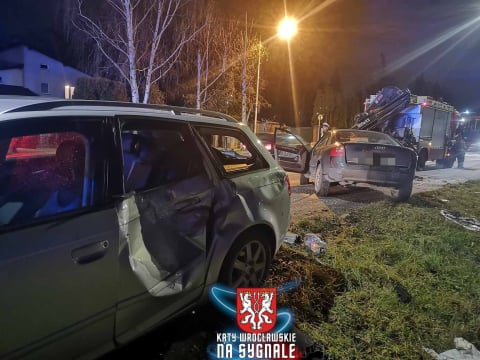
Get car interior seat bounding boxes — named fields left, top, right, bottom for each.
left=36, top=139, right=86, bottom=217
left=122, top=133, right=153, bottom=192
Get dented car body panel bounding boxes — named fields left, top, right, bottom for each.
left=0, top=97, right=291, bottom=359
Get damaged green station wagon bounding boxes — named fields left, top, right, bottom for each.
left=0, top=97, right=291, bottom=359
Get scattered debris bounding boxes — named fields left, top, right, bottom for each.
left=440, top=210, right=480, bottom=232
left=284, top=232, right=300, bottom=244
left=339, top=213, right=350, bottom=220
left=440, top=199, right=449, bottom=203
left=414, top=176, right=424, bottom=181
left=304, top=233, right=327, bottom=255
left=393, top=281, right=412, bottom=304
left=424, top=337, right=480, bottom=360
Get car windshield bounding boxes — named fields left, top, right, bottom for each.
left=333, top=130, right=400, bottom=146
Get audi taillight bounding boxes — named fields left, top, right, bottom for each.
left=285, top=174, right=291, bottom=196
left=330, top=145, right=345, bottom=157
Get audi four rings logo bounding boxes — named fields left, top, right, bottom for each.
left=374, top=146, right=386, bottom=150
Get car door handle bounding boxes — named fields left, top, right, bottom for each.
left=71, top=241, right=110, bottom=265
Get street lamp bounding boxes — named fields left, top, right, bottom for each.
left=278, top=17, right=298, bottom=125
left=253, top=17, right=297, bottom=133
left=278, top=17, right=298, bottom=41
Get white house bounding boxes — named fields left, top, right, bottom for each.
left=0, top=45, right=89, bottom=98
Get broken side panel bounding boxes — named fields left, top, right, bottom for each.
left=133, top=174, right=214, bottom=296
left=117, top=176, right=214, bottom=297
left=114, top=118, right=216, bottom=343
left=117, top=120, right=215, bottom=296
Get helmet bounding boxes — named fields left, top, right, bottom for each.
left=322, top=122, right=330, bottom=128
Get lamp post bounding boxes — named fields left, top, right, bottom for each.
left=317, top=114, right=324, bottom=141
left=253, top=41, right=262, bottom=134
left=278, top=17, right=298, bottom=125
left=253, top=17, right=297, bottom=134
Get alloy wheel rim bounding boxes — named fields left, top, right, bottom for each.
left=230, top=240, right=266, bottom=288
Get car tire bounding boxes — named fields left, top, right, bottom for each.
left=219, top=234, right=272, bottom=288
left=391, top=179, right=413, bottom=202
left=416, top=150, right=427, bottom=170
left=299, top=174, right=309, bottom=185
left=314, top=164, right=330, bottom=197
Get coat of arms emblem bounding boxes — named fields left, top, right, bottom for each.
left=236, top=288, right=276, bottom=333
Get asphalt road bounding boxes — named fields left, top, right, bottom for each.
left=289, top=148, right=480, bottom=215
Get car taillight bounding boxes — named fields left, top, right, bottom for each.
left=330, top=145, right=345, bottom=157
left=285, top=174, right=291, bottom=196
left=265, top=143, right=272, bottom=151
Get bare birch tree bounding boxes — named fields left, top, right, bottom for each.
left=194, top=18, right=242, bottom=110
left=75, top=0, right=200, bottom=103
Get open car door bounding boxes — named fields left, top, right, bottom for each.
left=273, top=128, right=309, bottom=173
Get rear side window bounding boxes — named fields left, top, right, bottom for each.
left=195, top=126, right=268, bottom=175
left=0, top=131, right=92, bottom=228
left=121, top=121, right=207, bottom=193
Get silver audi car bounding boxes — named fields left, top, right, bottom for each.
left=0, top=96, right=291, bottom=359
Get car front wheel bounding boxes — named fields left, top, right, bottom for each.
left=314, top=164, right=330, bottom=197
left=219, top=235, right=272, bottom=288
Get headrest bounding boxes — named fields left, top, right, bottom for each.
left=56, top=140, right=85, bottom=164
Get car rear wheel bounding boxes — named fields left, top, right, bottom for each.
left=391, top=179, right=413, bottom=202
left=314, top=164, right=330, bottom=197
left=219, top=235, right=272, bottom=288
left=417, top=150, right=427, bottom=170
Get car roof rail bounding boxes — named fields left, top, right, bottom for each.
left=4, top=100, right=239, bottom=123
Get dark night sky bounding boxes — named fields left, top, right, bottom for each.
left=358, top=0, right=480, bottom=112
left=219, top=0, right=480, bottom=119
left=1, top=0, right=480, bottom=117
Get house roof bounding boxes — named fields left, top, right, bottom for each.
left=0, top=85, right=38, bottom=96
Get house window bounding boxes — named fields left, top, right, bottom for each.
left=40, top=64, right=49, bottom=69
left=40, top=83, right=49, bottom=94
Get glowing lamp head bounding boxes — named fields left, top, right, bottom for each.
left=278, top=17, right=297, bottom=40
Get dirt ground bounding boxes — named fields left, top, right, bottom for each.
left=288, top=148, right=480, bottom=216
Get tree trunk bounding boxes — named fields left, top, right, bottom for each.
left=197, top=51, right=202, bottom=109
left=124, top=0, right=140, bottom=103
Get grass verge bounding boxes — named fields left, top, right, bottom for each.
left=267, top=181, right=480, bottom=359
